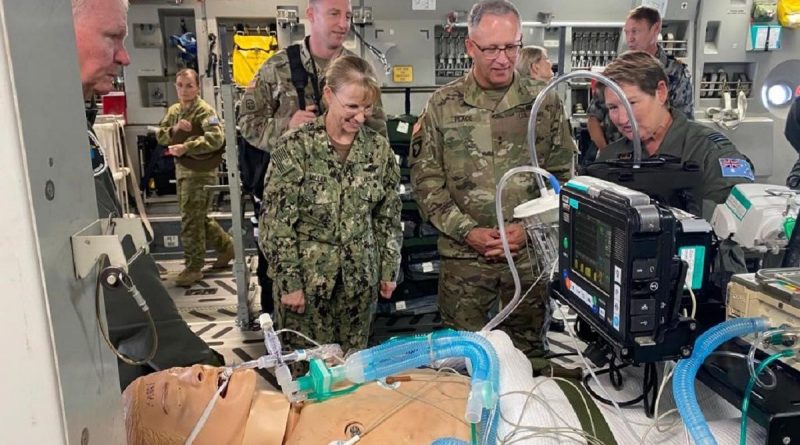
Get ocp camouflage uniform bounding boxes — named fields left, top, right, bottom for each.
left=238, top=37, right=387, bottom=152
left=589, top=45, right=694, bottom=145
left=157, top=97, right=232, bottom=271
left=409, top=72, right=576, bottom=360
left=259, top=116, right=401, bottom=352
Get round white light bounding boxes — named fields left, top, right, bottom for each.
left=767, top=83, right=793, bottom=106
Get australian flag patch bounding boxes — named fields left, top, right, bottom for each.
left=719, top=158, right=754, bottom=181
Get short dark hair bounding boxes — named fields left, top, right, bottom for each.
left=627, top=6, right=661, bottom=27
left=598, top=50, right=667, bottom=98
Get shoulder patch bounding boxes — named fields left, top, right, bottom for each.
left=412, top=112, right=425, bottom=137
left=271, top=148, right=292, bottom=176
left=719, top=158, right=754, bottom=181
left=707, top=132, right=730, bottom=145
left=207, top=116, right=220, bottom=126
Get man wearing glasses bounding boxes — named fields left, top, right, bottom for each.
left=238, top=0, right=387, bottom=317
left=410, top=0, right=575, bottom=371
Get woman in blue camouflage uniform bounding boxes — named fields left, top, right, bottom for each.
left=259, top=56, right=401, bottom=353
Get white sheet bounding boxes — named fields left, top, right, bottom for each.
left=484, top=330, right=767, bottom=445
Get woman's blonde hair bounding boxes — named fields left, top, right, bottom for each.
left=324, top=55, right=380, bottom=103
left=515, top=45, right=547, bottom=77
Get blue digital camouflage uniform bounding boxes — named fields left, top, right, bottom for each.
left=410, top=72, right=576, bottom=361
left=597, top=109, right=754, bottom=205
left=259, top=116, right=401, bottom=352
left=156, top=97, right=232, bottom=272
left=589, top=45, right=694, bottom=145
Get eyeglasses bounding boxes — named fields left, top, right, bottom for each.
left=470, top=40, right=523, bottom=60
left=331, top=91, right=374, bottom=117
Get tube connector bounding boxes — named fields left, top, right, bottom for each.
left=258, top=313, right=274, bottom=330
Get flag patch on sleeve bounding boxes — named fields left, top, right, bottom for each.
left=718, top=158, right=754, bottom=180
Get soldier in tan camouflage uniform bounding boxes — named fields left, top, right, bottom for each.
left=410, top=1, right=576, bottom=365
left=259, top=56, right=401, bottom=353
left=238, top=0, right=386, bottom=151
left=588, top=6, right=693, bottom=152
left=157, top=69, right=233, bottom=287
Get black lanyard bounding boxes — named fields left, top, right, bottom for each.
left=304, top=36, right=323, bottom=113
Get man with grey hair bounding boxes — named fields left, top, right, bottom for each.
left=410, top=0, right=575, bottom=372
left=73, top=0, right=223, bottom=389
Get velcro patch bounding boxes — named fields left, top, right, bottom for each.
left=207, top=116, right=220, bottom=126
left=719, top=158, right=754, bottom=180
left=707, top=132, right=730, bottom=145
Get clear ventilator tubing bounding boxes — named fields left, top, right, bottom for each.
left=483, top=166, right=560, bottom=333
left=672, top=317, right=769, bottom=445
left=527, top=70, right=643, bottom=180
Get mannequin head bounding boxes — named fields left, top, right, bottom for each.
left=123, top=365, right=257, bottom=445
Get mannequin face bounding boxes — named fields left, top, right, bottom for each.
left=123, top=365, right=256, bottom=445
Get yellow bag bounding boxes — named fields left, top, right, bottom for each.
left=778, top=0, right=800, bottom=28
left=232, top=34, right=277, bottom=87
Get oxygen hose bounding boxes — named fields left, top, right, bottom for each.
left=483, top=166, right=560, bottom=333
left=526, top=71, right=643, bottom=190
left=485, top=72, right=643, bottom=333
left=672, top=317, right=769, bottom=445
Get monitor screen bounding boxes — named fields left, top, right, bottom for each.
left=572, top=210, right=613, bottom=294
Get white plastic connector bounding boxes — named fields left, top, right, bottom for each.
left=343, top=356, right=366, bottom=384
left=465, top=385, right=483, bottom=424
left=259, top=313, right=274, bottom=330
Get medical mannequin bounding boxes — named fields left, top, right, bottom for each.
left=123, top=365, right=470, bottom=444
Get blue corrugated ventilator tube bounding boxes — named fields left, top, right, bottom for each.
left=672, top=317, right=769, bottom=445
left=343, top=330, right=500, bottom=445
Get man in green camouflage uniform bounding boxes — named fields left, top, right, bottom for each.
left=588, top=6, right=693, bottom=151
left=410, top=1, right=576, bottom=363
left=157, top=69, right=233, bottom=287
left=238, top=0, right=386, bottom=151
left=259, top=116, right=401, bottom=352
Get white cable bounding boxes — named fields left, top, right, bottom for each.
left=184, top=372, right=231, bottom=445
left=687, top=287, right=697, bottom=319
left=556, top=305, right=643, bottom=443
left=276, top=328, right=346, bottom=364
